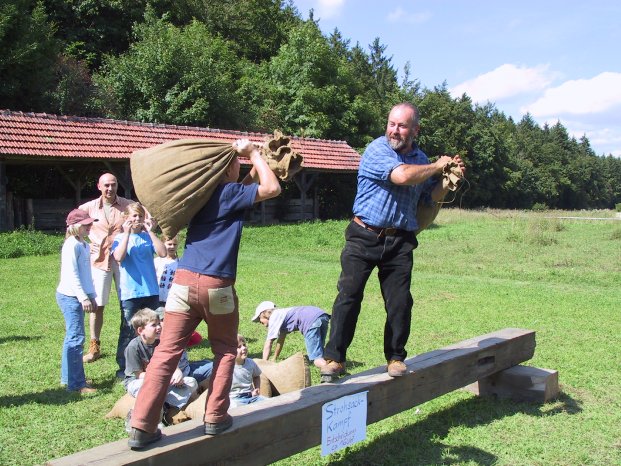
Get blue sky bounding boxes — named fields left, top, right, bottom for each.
left=291, top=0, right=621, bottom=157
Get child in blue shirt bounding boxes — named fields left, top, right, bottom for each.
left=111, top=202, right=166, bottom=377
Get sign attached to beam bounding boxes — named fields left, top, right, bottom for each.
left=321, top=391, right=368, bottom=456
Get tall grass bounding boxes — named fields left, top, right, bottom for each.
left=0, top=209, right=619, bottom=465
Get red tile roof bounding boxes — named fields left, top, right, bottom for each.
left=0, top=110, right=360, bottom=172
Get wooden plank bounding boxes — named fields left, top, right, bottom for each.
left=464, top=364, right=559, bottom=403
left=47, top=328, right=535, bottom=466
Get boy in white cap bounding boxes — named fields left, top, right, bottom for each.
left=252, top=301, right=330, bottom=368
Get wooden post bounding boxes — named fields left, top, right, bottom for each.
left=0, top=161, right=6, bottom=231
left=464, top=364, right=559, bottom=403
left=47, top=328, right=537, bottom=466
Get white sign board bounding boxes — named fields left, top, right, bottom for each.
left=321, top=391, right=368, bottom=456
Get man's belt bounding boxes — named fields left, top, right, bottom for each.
left=352, top=216, right=400, bottom=236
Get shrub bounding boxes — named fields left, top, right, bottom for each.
left=0, top=226, right=63, bottom=259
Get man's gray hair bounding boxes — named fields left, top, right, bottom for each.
left=392, top=102, right=420, bottom=127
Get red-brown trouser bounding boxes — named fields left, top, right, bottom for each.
left=131, top=269, right=238, bottom=432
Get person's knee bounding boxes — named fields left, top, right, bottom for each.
left=183, top=377, right=198, bottom=391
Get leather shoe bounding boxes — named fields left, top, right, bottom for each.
left=320, top=359, right=345, bottom=377
left=204, top=414, right=233, bottom=435
left=68, top=383, right=96, bottom=394
left=128, top=427, right=162, bottom=449
left=387, top=360, right=407, bottom=377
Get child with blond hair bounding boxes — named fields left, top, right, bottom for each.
left=111, top=202, right=166, bottom=377
left=56, top=209, right=99, bottom=394
left=124, top=309, right=198, bottom=408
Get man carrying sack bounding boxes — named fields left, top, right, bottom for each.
left=127, top=138, right=282, bottom=449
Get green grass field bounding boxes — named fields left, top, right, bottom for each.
left=0, top=209, right=619, bottom=465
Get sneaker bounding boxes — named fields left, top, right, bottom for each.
left=204, top=414, right=233, bottom=436
left=128, top=427, right=162, bottom=450
left=387, top=360, right=407, bottom=377
left=125, top=409, right=133, bottom=433
left=320, top=359, right=345, bottom=377
left=161, top=403, right=171, bottom=427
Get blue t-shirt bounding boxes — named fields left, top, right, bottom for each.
left=353, top=136, right=436, bottom=232
left=179, top=182, right=258, bottom=278
left=111, top=232, right=158, bottom=300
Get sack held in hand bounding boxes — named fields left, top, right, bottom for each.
left=415, top=159, right=464, bottom=235
left=131, top=139, right=236, bottom=238
left=131, top=132, right=304, bottom=238
left=260, top=130, right=303, bottom=182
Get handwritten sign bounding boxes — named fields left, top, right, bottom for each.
left=321, top=391, right=368, bottom=456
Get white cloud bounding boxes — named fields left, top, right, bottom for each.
left=449, top=64, right=556, bottom=103
left=520, top=72, right=621, bottom=117
left=450, top=66, right=621, bottom=156
left=314, top=0, right=346, bottom=20
left=387, top=7, right=432, bottom=24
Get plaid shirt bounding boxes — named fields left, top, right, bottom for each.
left=352, top=136, right=436, bottom=231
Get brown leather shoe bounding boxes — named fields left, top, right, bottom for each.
left=83, top=339, right=101, bottom=363
left=387, top=360, right=407, bottom=377
left=76, top=384, right=97, bottom=394
left=320, top=359, right=346, bottom=377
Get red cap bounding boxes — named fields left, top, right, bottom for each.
left=66, top=209, right=97, bottom=226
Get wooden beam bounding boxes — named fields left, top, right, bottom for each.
left=47, top=328, right=536, bottom=466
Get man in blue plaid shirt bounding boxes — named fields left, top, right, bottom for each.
left=322, top=102, right=465, bottom=378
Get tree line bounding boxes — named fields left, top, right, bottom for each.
left=2, top=0, right=620, bottom=210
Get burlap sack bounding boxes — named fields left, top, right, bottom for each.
left=415, top=160, right=464, bottom=235
left=130, top=133, right=303, bottom=238
left=131, top=139, right=236, bottom=238
left=260, top=130, right=303, bottom=182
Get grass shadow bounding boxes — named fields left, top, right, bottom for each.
left=0, top=387, right=92, bottom=408
left=327, top=391, right=582, bottom=465
left=0, top=377, right=120, bottom=408
left=0, top=335, right=42, bottom=345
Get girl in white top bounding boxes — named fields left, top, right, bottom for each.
left=56, top=209, right=98, bottom=394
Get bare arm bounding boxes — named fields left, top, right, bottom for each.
left=112, top=221, right=132, bottom=262
left=145, top=217, right=166, bottom=257
left=252, top=375, right=261, bottom=396
left=272, top=334, right=286, bottom=361
left=233, top=139, right=281, bottom=203
left=262, top=338, right=273, bottom=360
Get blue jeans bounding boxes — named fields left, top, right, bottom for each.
left=231, top=392, right=266, bottom=405
left=56, top=292, right=87, bottom=391
left=116, top=295, right=159, bottom=376
left=188, top=359, right=214, bottom=384
left=304, top=314, right=330, bottom=361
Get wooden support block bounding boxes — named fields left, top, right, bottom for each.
left=465, top=365, right=559, bottom=403
left=47, top=328, right=536, bottom=466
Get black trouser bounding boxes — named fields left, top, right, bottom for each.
left=323, top=221, right=417, bottom=363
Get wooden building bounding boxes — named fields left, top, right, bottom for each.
left=0, top=110, right=361, bottom=231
